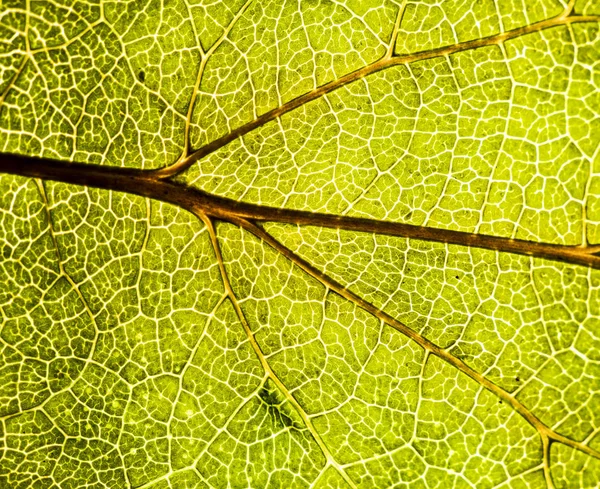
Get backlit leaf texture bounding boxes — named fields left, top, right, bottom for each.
left=1, top=1, right=600, bottom=488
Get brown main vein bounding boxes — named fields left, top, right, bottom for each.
left=1, top=152, right=599, bottom=270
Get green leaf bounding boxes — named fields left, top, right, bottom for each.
left=1, top=1, right=600, bottom=488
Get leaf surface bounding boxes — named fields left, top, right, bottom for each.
left=1, top=1, right=600, bottom=488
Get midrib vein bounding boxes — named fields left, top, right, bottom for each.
left=1, top=153, right=600, bottom=270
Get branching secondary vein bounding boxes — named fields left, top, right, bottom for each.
left=149, top=11, right=600, bottom=178
left=237, top=218, right=600, bottom=463
left=202, top=215, right=358, bottom=488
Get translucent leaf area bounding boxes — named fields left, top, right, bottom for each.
left=1, top=1, right=600, bottom=488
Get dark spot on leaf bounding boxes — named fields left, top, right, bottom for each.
left=258, top=386, right=279, bottom=407
left=139, top=71, right=145, bottom=83
left=258, top=386, right=301, bottom=430
left=516, top=377, right=520, bottom=382
left=272, top=405, right=295, bottom=429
